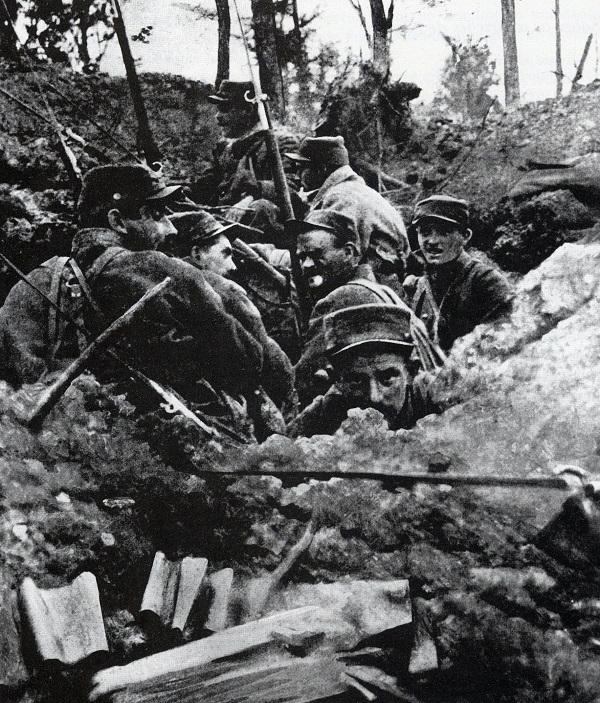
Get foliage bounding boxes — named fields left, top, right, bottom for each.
left=434, top=34, right=499, bottom=122
left=17, top=0, right=115, bottom=71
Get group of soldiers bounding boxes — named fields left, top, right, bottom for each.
left=0, top=80, right=515, bottom=443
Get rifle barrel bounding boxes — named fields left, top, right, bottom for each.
left=184, top=466, right=574, bottom=490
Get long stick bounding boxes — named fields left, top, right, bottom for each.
left=26, top=278, right=171, bottom=428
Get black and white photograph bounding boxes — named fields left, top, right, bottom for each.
left=1, top=1, right=600, bottom=701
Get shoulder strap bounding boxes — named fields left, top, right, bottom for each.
left=85, top=246, right=127, bottom=287
left=46, top=256, right=70, bottom=365
left=68, top=257, right=105, bottom=321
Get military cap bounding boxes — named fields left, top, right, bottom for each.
left=290, top=209, right=359, bottom=247
left=324, top=304, right=414, bottom=357
left=77, top=164, right=182, bottom=217
left=208, top=80, right=255, bottom=106
left=187, top=211, right=246, bottom=246
left=284, top=136, right=349, bottom=170
left=411, top=194, right=469, bottom=230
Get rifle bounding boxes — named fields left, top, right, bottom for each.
left=170, top=463, right=583, bottom=492
left=111, top=0, right=162, bottom=167
left=0, top=85, right=109, bottom=164
left=231, top=0, right=312, bottom=324
left=0, top=251, right=247, bottom=445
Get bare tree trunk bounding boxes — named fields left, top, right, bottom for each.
left=290, top=0, right=311, bottom=95
left=250, top=0, right=284, bottom=118
left=0, top=0, right=19, bottom=61
left=347, top=0, right=372, bottom=47
left=553, top=0, right=563, bottom=97
left=214, top=0, right=230, bottom=88
left=500, top=0, right=520, bottom=106
left=74, top=0, right=92, bottom=69
left=369, top=0, right=391, bottom=77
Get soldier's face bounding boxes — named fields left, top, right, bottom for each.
left=216, top=102, right=256, bottom=138
left=192, top=234, right=236, bottom=278
left=300, top=164, right=326, bottom=191
left=416, top=220, right=470, bottom=266
left=117, top=202, right=177, bottom=250
left=296, top=229, right=356, bottom=296
left=335, top=348, right=410, bottom=423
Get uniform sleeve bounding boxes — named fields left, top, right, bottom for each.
left=96, top=252, right=264, bottom=396
left=0, top=271, right=52, bottom=387
left=473, top=267, right=514, bottom=323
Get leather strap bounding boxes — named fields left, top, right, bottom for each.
left=46, top=256, right=70, bottom=365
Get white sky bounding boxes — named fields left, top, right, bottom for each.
left=102, top=0, right=600, bottom=104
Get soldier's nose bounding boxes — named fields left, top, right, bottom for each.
left=368, top=379, right=384, bottom=404
left=301, top=256, right=315, bottom=270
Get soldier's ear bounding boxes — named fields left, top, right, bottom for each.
left=462, top=228, right=472, bottom=245
left=107, top=208, right=127, bottom=234
left=343, top=242, right=360, bottom=260
left=190, top=245, right=201, bottom=261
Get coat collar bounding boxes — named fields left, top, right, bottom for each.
left=312, top=165, right=363, bottom=207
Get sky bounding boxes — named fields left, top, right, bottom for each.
left=101, top=0, right=600, bottom=105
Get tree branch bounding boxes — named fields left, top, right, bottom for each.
left=347, top=0, right=372, bottom=48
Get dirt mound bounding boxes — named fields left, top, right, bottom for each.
left=0, top=59, right=218, bottom=301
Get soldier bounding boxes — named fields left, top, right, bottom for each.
left=185, top=211, right=238, bottom=279
left=408, top=195, right=514, bottom=352
left=170, top=208, right=302, bottom=363
left=293, top=210, right=443, bottom=406
left=191, top=80, right=298, bottom=214
left=179, top=210, right=295, bottom=413
left=289, top=304, right=433, bottom=437
left=64, top=163, right=287, bottom=433
left=284, top=135, right=409, bottom=286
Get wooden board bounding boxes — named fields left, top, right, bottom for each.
left=89, top=606, right=355, bottom=701
left=109, top=655, right=348, bottom=703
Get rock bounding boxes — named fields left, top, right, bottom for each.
left=516, top=189, right=595, bottom=231
left=469, top=567, right=556, bottom=593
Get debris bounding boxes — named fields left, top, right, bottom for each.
left=140, top=552, right=207, bottom=634
left=18, top=571, right=108, bottom=667
left=203, top=568, right=234, bottom=633
left=242, top=520, right=316, bottom=619
left=102, top=497, right=136, bottom=512
left=11, top=524, right=29, bottom=541
left=90, top=606, right=351, bottom=700
left=101, top=532, right=116, bottom=548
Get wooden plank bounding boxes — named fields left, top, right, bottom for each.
left=89, top=606, right=354, bottom=701
left=109, top=655, right=348, bottom=703
left=19, top=572, right=108, bottom=667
